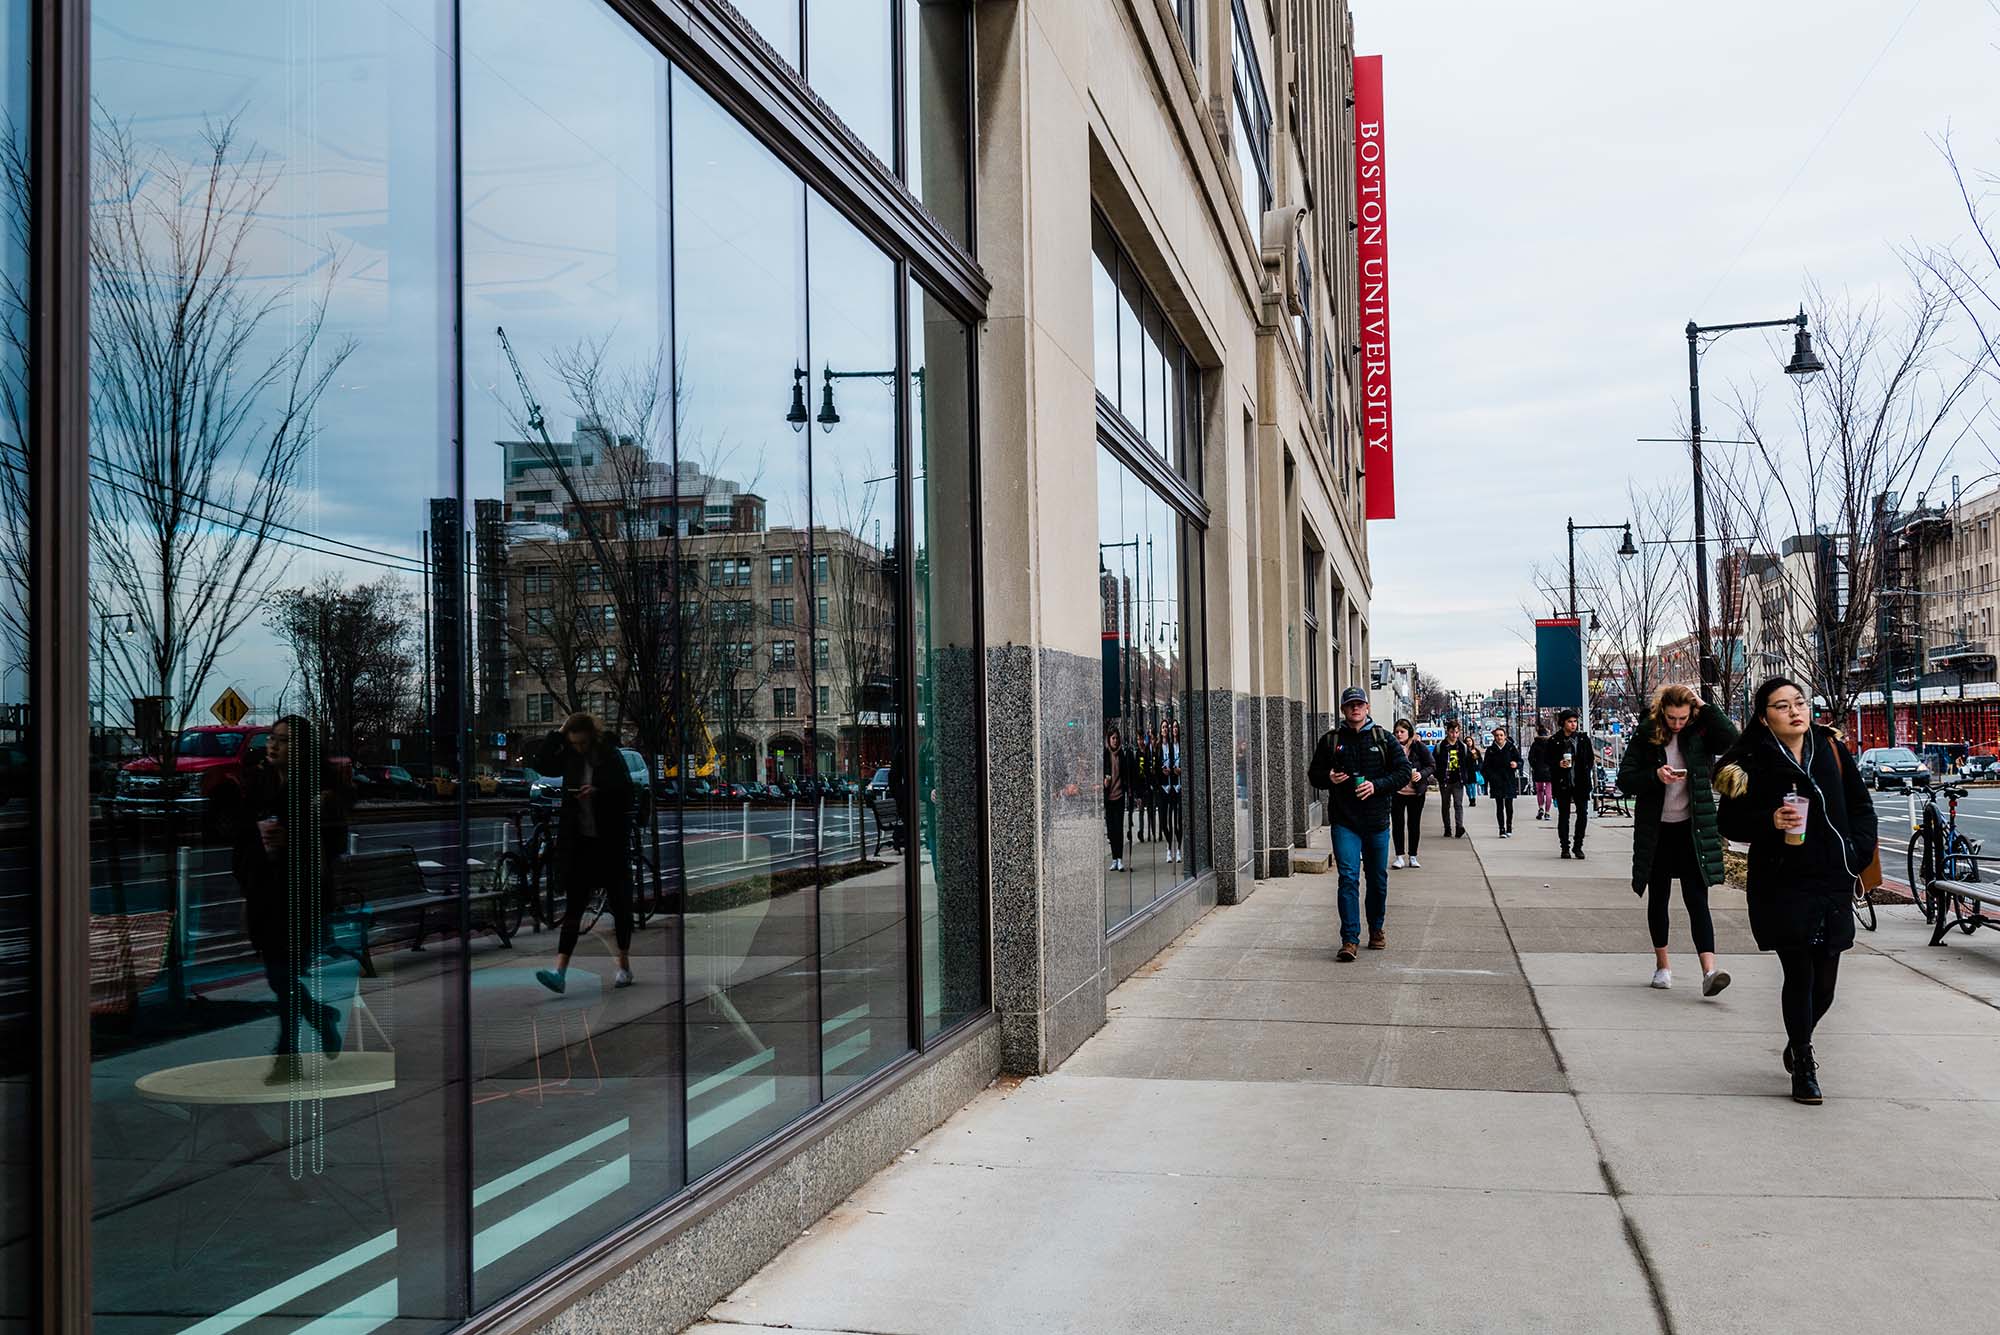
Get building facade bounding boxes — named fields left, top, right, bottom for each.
left=4, top=1, right=1371, bottom=1330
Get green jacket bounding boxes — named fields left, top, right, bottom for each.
left=1617, top=702, right=1740, bottom=893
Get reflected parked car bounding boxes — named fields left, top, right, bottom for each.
left=116, top=725, right=272, bottom=829
left=496, top=767, right=540, bottom=798
left=355, top=764, right=422, bottom=799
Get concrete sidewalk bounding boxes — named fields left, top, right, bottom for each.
left=691, top=808, right=2000, bottom=1335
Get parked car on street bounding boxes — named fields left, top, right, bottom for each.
left=1919, top=743, right=1968, bottom=779
left=354, top=764, right=423, bottom=799
left=115, top=725, right=272, bottom=829
left=496, top=767, right=540, bottom=798
left=1858, top=746, right=1928, bottom=790
left=1964, top=753, right=2000, bottom=780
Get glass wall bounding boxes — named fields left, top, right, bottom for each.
left=48, top=0, right=985, bottom=1329
left=1091, top=210, right=1201, bottom=484
left=0, top=5, right=28, bottom=1328
left=87, top=3, right=460, bottom=1330
left=731, top=2, right=972, bottom=248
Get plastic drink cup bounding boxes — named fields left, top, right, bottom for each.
left=1784, top=794, right=1808, bottom=846
left=1353, top=774, right=1367, bottom=793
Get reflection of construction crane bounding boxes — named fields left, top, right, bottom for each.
left=664, top=708, right=720, bottom=778
left=495, top=324, right=552, bottom=447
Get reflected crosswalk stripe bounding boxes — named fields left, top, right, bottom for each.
left=473, top=1158, right=631, bottom=1272
left=291, top=1280, right=399, bottom=1335
left=474, top=1118, right=629, bottom=1210
left=177, top=1230, right=395, bottom=1335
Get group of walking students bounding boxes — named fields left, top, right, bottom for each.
left=1099, top=724, right=1187, bottom=871
left=1305, top=676, right=1878, bottom=1107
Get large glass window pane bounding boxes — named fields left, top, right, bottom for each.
left=906, top=0, right=971, bottom=245
left=1096, top=452, right=1129, bottom=930
left=87, top=3, right=458, bottom=1327
left=910, top=281, right=981, bottom=1041
left=734, top=0, right=801, bottom=67
left=807, top=192, right=908, bottom=1096
left=1143, top=301, right=1169, bottom=458
left=1091, top=214, right=1119, bottom=402
left=808, top=1, right=894, bottom=164
left=463, top=0, right=685, bottom=1303
left=0, top=6, right=28, bottom=1326
left=674, top=67, right=820, bottom=1180
left=1117, top=260, right=1144, bottom=424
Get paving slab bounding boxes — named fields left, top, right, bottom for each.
left=1107, top=974, right=1544, bottom=1027
left=1058, top=1015, right=1567, bottom=1091
left=710, top=1162, right=1658, bottom=1335
left=1532, top=979, right=2000, bottom=1037
left=1579, top=1090, right=2000, bottom=1199
left=1137, top=941, right=1523, bottom=984
left=920, top=1074, right=1606, bottom=1194
left=1547, top=1024, right=2000, bottom=1100
left=1625, top=1194, right=2000, bottom=1335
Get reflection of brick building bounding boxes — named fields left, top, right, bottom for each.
left=497, top=432, right=896, bottom=784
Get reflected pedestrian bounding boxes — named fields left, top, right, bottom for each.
left=1619, top=683, right=1739, bottom=994
left=234, top=714, right=349, bottom=1081
left=535, top=712, right=636, bottom=994
left=1309, top=687, right=1409, bottom=960
left=1390, top=718, right=1432, bottom=868
left=1716, top=678, right=1876, bottom=1105
left=1161, top=721, right=1185, bottom=865
left=1102, top=725, right=1134, bottom=872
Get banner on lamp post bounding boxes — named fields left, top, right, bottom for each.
left=1535, top=618, right=1584, bottom=712
left=1354, top=54, right=1394, bottom=521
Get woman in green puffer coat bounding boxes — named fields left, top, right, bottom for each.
left=1617, top=682, right=1739, bottom=996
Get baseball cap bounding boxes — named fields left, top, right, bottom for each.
left=1340, top=687, right=1369, bottom=708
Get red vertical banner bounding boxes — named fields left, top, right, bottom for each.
left=1353, top=55, right=1394, bottom=520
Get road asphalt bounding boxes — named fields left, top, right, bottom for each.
left=688, top=804, right=2000, bottom=1335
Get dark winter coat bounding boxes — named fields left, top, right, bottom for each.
left=1528, top=736, right=1555, bottom=784
left=1618, top=702, right=1739, bottom=894
left=533, top=732, right=636, bottom=888
left=1308, top=720, right=1410, bottom=835
left=1102, top=744, right=1138, bottom=801
left=1716, top=726, right=1877, bottom=953
left=1547, top=730, right=1595, bottom=794
left=1481, top=741, right=1523, bottom=796
left=1399, top=739, right=1436, bottom=798
left=1434, top=738, right=1479, bottom=790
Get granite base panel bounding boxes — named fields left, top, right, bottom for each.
left=985, top=643, right=1042, bottom=1021
left=1211, top=689, right=1251, bottom=905
left=1259, top=694, right=1292, bottom=879
left=1107, top=872, right=1218, bottom=985
left=1000, top=965, right=1108, bottom=1075
left=528, top=1022, right=1003, bottom=1335
left=1289, top=697, right=1309, bottom=848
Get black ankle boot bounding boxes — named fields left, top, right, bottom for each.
left=1791, top=1046, right=1822, bottom=1105
left=1782, top=1042, right=1794, bottom=1074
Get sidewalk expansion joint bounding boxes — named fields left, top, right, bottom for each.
left=1471, top=838, right=1676, bottom=1335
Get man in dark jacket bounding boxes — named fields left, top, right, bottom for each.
left=1549, top=709, right=1595, bottom=859
left=534, top=712, right=637, bottom=994
left=1529, top=722, right=1555, bottom=821
left=1434, top=721, right=1478, bottom=838
left=1619, top=683, right=1740, bottom=994
left=1308, top=686, right=1410, bottom=960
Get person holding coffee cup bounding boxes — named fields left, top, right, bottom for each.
left=1716, top=677, right=1877, bottom=1106
left=1308, top=687, right=1410, bottom=961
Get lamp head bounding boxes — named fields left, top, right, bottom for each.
left=1784, top=309, right=1823, bottom=380
left=816, top=375, right=840, bottom=432
left=1617, top=525, right=1638, bottom=559
left=786, top=369, right=809, bottom=432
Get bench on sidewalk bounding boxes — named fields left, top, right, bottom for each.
left=1927, top=877, right=2000, bottom=948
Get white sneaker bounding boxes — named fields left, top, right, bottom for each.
left=1392, top=855, right=1406, bottom=869
left=1702, top=969, right=1731, bottom=998
left=1112, top=858, right=1122, bottom=871
left=1408, top=856, right=1421, bottom=868
left=614, top=968, right=634, bottom=989
left=1650, top=968, right=1672, bottom=990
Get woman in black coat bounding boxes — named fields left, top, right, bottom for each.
left=1390, top=718, right=1434, bottom=868
left=533, top=712, right=637, bottom=995
left=1716, top=677, right=1877, bottom=1105
left=1482, top=725, right=1523, bottom=837
left=1529, top=722, right=1555, bottom=821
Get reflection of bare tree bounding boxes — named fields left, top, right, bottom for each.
left=821, top=473, right=894, bottom=778
left=269, top=575, right=419, bottom=760
left=88, top=114, right=353, bottom=732
left=0, top=117, right=31, bottom=661
left=496, top=331, right=772, bottom=775
left=1711, top=278, right=1977, bottom=723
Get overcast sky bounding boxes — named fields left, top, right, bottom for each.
left=1353, top=0, right=1998, bottom=696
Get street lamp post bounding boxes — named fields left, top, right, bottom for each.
left=1684, top=307, right=1824, bottom=704
left=1566, top=519, right=1638, bottom=621
left=97, top=612, right=134, bottom=736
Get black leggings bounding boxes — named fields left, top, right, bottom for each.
left=557, top=836, right=634, bottom=957
left=1160, top=790, right=1182, bottom=847
left=1493, top=790, right=1515, bottom=834
left=1105, top=797, right=1125, bottom=860
left=1392, top=793, right=1425, bottom=855
left=1646, top=822, right=1715, bottom=954
left=1777, top=945, right=1843, bottom=1052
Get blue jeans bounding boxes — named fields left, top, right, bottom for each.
left=1330, top=822, right=1392, bottom=945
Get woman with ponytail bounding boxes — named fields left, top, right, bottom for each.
left=1714, top=677, right=1876, bottom=1105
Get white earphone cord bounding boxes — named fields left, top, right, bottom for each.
left=1771, top=729, right=1860, bottom=882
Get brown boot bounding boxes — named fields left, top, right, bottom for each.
left=1336, top=941, right=1359, bottom=962
left=1368, top=930, right=1387, bottom=951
